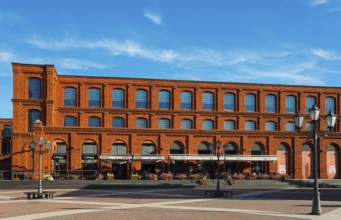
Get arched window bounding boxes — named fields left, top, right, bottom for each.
left=198, top=142, right=210, bottom=154
left=265, top=121, right=276, bottom=131
left=224, top=93, right=235, bottom=111
left=64, top=87, right=76, bottom=106
left=88, top=88, right=101, bottom=107
left=224, top=120, right=235, bottom=130
left=326, top=97, right=335, bottom=113
left=202, top=120, right=214, bottom=130
left=285, top=122, right=296, bottom=131
left=181, top=91, right=192, bottom=110
left=306, top=96, right=316, bottom=113
left=136, top=89, right=148, bottom=109
left=203, top=92, right=214, bottom=110
left=245, top=121, right=256, bottom=130
left=286, top=95, right=296, bottom=113
left=28, top=78, right=41, bottom=99
left=112, top=142, right=127, bottom=155
left=28, top=110, right=41, bottom=132
left=181, top=119, right=192, bottom=129
left=266, top=95, right=276, bottom=113
left=136, top=118, right=148, bottom=128
left=158, top=90, right=170, bottom=109
left=112, top=89, right=124, bottom=108
left=64, top=116, right=77, bottom=126
left=88, top=117, right=101, bottom=127
left=2, top=125, right=11, bottom=137
left=245, top=94, right=256, bottom=112
left=170, top=142, right=184, bottom=154
left=112, top=117, right=124, bottom=128
left=158, top=118, right=170, bottom=128
left=141, top=142, right=155, bottom=155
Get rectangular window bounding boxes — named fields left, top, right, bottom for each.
left=245, top=94, right=256, bottom=112
left=203, top=92, right=214, bottom=110
left=181, top=92, right=192, bottom=110
left=224, top=93, right=235, bottom=111
left=266, top=95, right=276, bottom=113
left=136, top=90, right=148, bottom=109
left=286, top=96, right=296, bottom=113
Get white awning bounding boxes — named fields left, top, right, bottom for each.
left=100, top=155, right=133, bottom=160
left=169, top=154, right=277, bottom=161
left=133, top=155, right=165, bottom=161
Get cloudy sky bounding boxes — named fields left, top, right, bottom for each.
left=1, top=0, right=341, bottom=118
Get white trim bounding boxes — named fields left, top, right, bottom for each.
left=100, top=155, right=133, bottom=160
left=169, top=154, right=277, bottom=161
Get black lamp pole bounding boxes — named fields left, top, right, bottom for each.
left=216, top=140, right=221, bottom=195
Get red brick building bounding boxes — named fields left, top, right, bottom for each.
left=4, top=63, right=341, bottom=179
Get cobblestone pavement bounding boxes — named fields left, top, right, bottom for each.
left=0, top=187, right=341, bottom=220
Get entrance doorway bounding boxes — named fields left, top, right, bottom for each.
left=112, top=163, right=127, bottom=179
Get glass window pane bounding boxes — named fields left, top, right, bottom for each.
left=88, top=88, right=101, bottom=107
left=266, top=95, right=276, bottom=113
left=181, top=91, right=192, bottom=110
left=57, top=143, right=67, bottom=154
left=265, top=121, right=276, bottom=131
left=224, top=93, right=235, bottom=111
left=142, top=143, right=154, bottom=155
left=112, top=117, right=124, bottom=128
left=286, top=122, right=296, bottom=131
left=245, top=121, right=256, bottom=130
left=28, top=78, right=41, bottom=99
left=82, top=143, right=97, bottom=154
left=64, top=116, right=76, bottom=126
left=181, top=119, right=192, bottom=129
left=88, top=117, right=100, bottom=127
left=28, top=110, right=41, bottom=132
left=326, top=97, right=335, bottom=113
left=64, top=87, right=76, bottom=106
left=224, top=120, right=235, bottom=130
left=286, top=96, right=296, bottom=113
left=245, top=94, right=256, bottom=112
left=159, top=118, right=170, bottom=128
left=158, top=90, right=170, bottom=109
left=136, top=118, right=148, bottom=128
left=112, top=89, right=124, bottom=108
left=136, top=90, right=147, bottom=109
left=203, top=120, right=214, bottom=129
left=203, top=92, right=214, bottom=110
left=112, top=143, right=127, bottom=155
left=306, top=96, right=316, bottom=113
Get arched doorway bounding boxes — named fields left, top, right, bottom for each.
left=197, top=142, right=211, bottom=176
left=302, top=144, right=313, bottom=179
left=251, top=143, right=264, bottom=174
left=52, top=141, right=67, bottom=179
left=277, top=143, right=290, bottom=175
left=224, top=142, right=238, bottom=174
left=169, top=141, right=185, bottom=174
left=111, top=141, right=128, bottom=179
left=326, top=144, right=340, bottom=179
left=82, top=141, right=98, bottom=179
left=141, top=141, right=156, bottom=173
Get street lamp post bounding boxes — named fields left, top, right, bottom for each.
left=294, top=105, right=337, bottom=215
left=210, top=140, right=222, bottom=196
left=30, top=137, right=51, bottom=198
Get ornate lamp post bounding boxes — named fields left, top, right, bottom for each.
left=294, top=105, right=337, bottom=215
left=30, top=137, right=51, bottom=198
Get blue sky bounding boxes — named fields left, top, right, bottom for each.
left=1, top=0, right=341, bottom=118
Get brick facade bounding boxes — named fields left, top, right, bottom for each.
left=6, top=63, right=341, bottom=179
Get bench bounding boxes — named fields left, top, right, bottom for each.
left=24, top=191, right=56, bottom=200
left=205, top=190, right=233, bottom=198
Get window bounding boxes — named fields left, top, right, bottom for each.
left=306, top=96, right=316, bottom=113
left=181, top=119, right=192, bottom=129
left=82, top=143, right=97, bottom=154
left=2, top=125, right=11, bottom=137
left=112, top=117, right=124, bottom=128
left=88, top=88, right=101, bottom=107
left=245, top=121, right=256, bottom=130
left=203, top=92, right=214, bottom=110
left=57, top=143, right=67, bottom=154
left=306, top=123, right=314, bottom=131
left=224, top=120, right=235, bottom=130
left=136, top=89, right=147, bottom=109
left=265, top=121, right=276, bottom=131
left=266, top=95, right=276, bottom=113
left=112, top=89, right=124, bottom=108
left=224, top=93, right=235, bottom=111
left=285, top=122, right=296, bottom=131
left=142, top=143, right=155, bottom=155
left=28, top=110, right=41, bottom=132
left=28, top=78, right=41, bottom=99
left=158, top=118, right=170, bottom=128
left=286, top=95, right=296, bottom=113
left=88, top=117, right=101, bottom=127
left=64, top=87, right=76, bottom=106
left=181, top=91, right=192, bottom=110
left=326, top=97, right=335, bottom=113
left=64, top=116, right=77, bottom=126
left=202, top=120, right=214, bottom=129
left=112, top=143, right=127, bottom=155
left=136, top=118, right=148, bottom=128
left=245, top=94, right=256, bottom=112
left=158, top=90, right=170, bottom=109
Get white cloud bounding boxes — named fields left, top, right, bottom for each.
left=310, top=0, right=329, bottom=5
left=311, top=48, right=341, bottom=60
left=144, top=10, right=162, bottom=25
left=0, top=51, right=15, bottom=62
left=57, top=58, right=107, bottom=70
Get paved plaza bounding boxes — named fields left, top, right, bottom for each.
left=0, top=181, right=341, bottom=220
